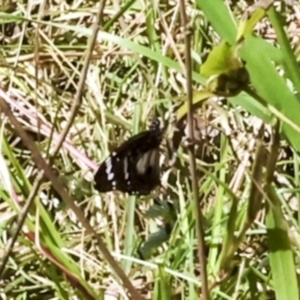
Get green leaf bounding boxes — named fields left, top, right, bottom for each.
left=266, top=187, right=299, bottom=299
left=153, top=266, right=172, bottom=300
left=241, top=36, right=300, bottom=151
left=196, top=0, right=236, bottom=44
left=200, top=42, right=236, bottom=77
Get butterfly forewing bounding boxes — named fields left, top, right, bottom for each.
left=94, top=122, right=163, bottom=195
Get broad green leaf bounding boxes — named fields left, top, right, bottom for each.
left=229, top=92, right=272, bottom=123
left=241, top=36, right=300, bottom=151
left=200, top=42, right=237, bottom=78
left=196, top=0, right=236, bottom=44
left=266, top=187, right=299, bottom=299
left=268, top=7, right=300, bottom=93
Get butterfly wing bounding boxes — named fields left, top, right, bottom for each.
left=94, top=128, right=163, bottom=195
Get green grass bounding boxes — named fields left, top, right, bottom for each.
left=0, top=0, right=300, bottom=299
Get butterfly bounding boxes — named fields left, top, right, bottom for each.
left=94, top=119, right=164, bottom=195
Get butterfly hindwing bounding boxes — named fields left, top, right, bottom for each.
left=94, top=121, right=163, bottom=195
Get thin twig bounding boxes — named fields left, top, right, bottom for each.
left=51, top=0, right=106, bottom=158
left=0, top=0, right=48, bottom=278
left=178, top=1, right=209, bottom=299
left=0, top=95, right=145, bottom=300
left=0, top=1, right=145, bottom=297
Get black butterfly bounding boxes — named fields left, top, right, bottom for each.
left=94, top=119, right=163, bottom=195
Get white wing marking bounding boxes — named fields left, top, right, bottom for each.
left=136, top=149, right=159, bottom=175
left=123, top=157, right=129, bottom=180
left=105, top=157, right=114, bottom=180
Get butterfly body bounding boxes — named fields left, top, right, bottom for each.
left=94, top=120, right=163, bottom=195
